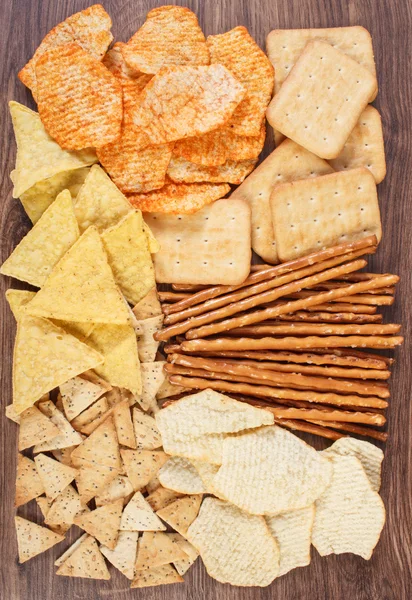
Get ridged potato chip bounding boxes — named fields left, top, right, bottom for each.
left=159, top=457, right=207, bottom=494
left=36, top=43, right=122, bottom=150
left=103, top=42, right=145, bottom=81
left=167, top=155, right=256, bottom=184
left=122, top=6, right=209, bottom=74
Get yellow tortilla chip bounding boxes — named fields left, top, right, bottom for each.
left=74, top=165, right=132, bottom=232
left=102, top=210, right=155, bottom=305
left=1, top=190, right=79, bottom=287
left=15, top=454, right=45, bottom=507
left=25, top=227, right=131, bottom=325
left=20, top=166, right=90, bottom=224
left=13, top=315, right=103, bottom=414
left=143, top=223, right=160, bottom=253
left=9, top=101, right=96, bottom=198
left=5, top=289, right=36, bottom=319
left=15, top=516, right=64, bottom=563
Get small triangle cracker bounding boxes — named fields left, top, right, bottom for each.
left=100, top=531, right=138, bottom=580
left=157, top=495, right=203, bottom=537
left=121, top=448, right=168, bottom=490
left=18, top=405, right=59, bottom=451
left=131, top=563, right=183, bottom=588
left=71, top=417, right=121, bottom=470
left=56, top=535, right=110, bottom=579
left=135, top=531, right=188, bottom=570
left=120, top=492, right=166, bottom=531
left=15, top=516, right=64, bottom=563
left=15, top=454, right=45, bottom=507
left=74, top=500, right=123, bottom=549
left=34, top=453, right=78, bottom=501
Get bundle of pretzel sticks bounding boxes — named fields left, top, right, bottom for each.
left=155, top=235, right=403, bottom=442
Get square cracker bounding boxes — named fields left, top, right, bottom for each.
left=328, top=106, right=386, bottom=183
left=271, top=167, right=381, bottom=261
left=231, top=138, right=333, bottom=263
left=144, top=199, right=251, bottom=285
left=266, top=41, right=377, bottom=159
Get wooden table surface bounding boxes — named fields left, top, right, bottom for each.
left=1, top=1, right=411, bottom=598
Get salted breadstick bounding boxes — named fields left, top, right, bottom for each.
left=183, top=274, right=399, bottom=340
left=168, top=354, right=389, bottom=398
left=225, top=323, right=401, bottom=337
left=308, top=419, right=388, bottom=442
left=163, top=236, right=376, bottom=315
left=167, top=374, right=388, bottom=409
left=276, top=312, right=383, bottom=324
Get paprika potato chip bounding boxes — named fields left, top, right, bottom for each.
left=122, top=6, right=209, bottom=74
left=167, top=156, right=257, bottom=185
left=103, top=42, right=144, bottom=81
left=36, top=43, right=122, bottom=150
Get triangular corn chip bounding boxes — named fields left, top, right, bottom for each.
left=60, top=375, right=106, bottom=421
left=25, top=227, right=131, bottom=325
left=131, top=563, right=183, bottom=588
left=15, top=516, right=64, bottom=563
left=45, top=484, right=88, bottom=534
left=120, top=491, right=166, bottom=531
left=5, top=289, right=36, bottom=319
left=1, top=190, right=79, bottom=287
left=121, top=448, right=168, bottom=491
left=13, top=316, right=103, bottom=414
left=56, top=535, right=110, bottom=579
left=101, top=530, right=138, bottom=580
left=169, top=533, right=199, bottom=575
left=113, top=400, right=136, bottom=448
left=71, top=417, right=121, bottom=470
left=136, top=315, right=164, bottom=363
left=34, top=453, right=77, bottom=500
left=74, top=499, right=123, bottom=549
left=76, top=462, right=120, bottom=504
left=137, top=362, right=165, bottom=411
left=54, top=533, right=88, bottom=567
left=132, top=287, right=162, bottom=320
left=95, top=475, right=134, bottom=507
left=135, top=531, right=188, bottom=569
left=18, top=405, right=59, bottom=451
left=157, top=495, right=202, bottom=537
left=143, top=223, right=160, bottom=254
left=9, top=101, right=96, bottom=198
left=102, top=210, right=155, bottom=305
left=34, top=400, right=83, bottom=452
left=20, top=167, right=90, bottom=224
left=15, top=454, right=45, bottom=507
left=71, top=397, right=109, bottom=432
left=133, top=409, right=162, bottom=449
left=74, top=164, right=132, bottom=233
left=146, top=486, right=184, bottom=512
left=86, top=324, right=141, bottom=394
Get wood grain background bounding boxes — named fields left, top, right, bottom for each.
left=1, top=1, right=411, bottom=598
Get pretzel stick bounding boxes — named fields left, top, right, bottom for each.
left=305, top=303, right=378, bottom=314
left=159, top=291, right=193, bottom=302
left=225, top=323, right=401, bottom=337
left=249, top=403, right=386, bottom=425
left=307, top=419, right=388, bottom=442
left=286, top=291, right=395, bottom=305
left=276, top=312, right=383, bottom=324
left=168, top=354, right=389, bottom=397
left=167, top=374, right=388, bottom=409
left=295, top=348, right=394, bottom=364
left=335, top=272, right=390, bottom=282
left=163, top=252, right=370, bottom=326
left=308, top=281, right=394, bottom=295
left=172, top=284, right=209, bottom=291
left=162, top=236, right=377, bottom=315
left=184, top=274, right=399, bottom=340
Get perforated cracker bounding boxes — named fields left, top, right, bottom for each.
left=129, top=182, right=230, bottom=214
left=231, top=138, right=333, bottom=263
left=266, top=41, right=377, bottom=159
left=271, top=167, right=381, bottom=261
left=144, top=198, right=251, bottom=284
left=167, top=156, right=256, bottom=184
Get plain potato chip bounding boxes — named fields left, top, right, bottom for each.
left=18, top=405, right=59, bottom=451
left=322, top=437, right=384, bottom=492
left=312, top=454, right=385, bottom=559
left=169, top=533, right=199, bottom=576
left=158, top=432, right=227, bottom=465
left=212, top=426, right=333, bottom=515
left=266, top=506, right=315, bottom=576
left=159, top=457, right=206, bottom=494
left=136, top=315, right=163, bottom=363
left=190, top=460, right=220, bottom=495
left=207, top=27, right=274, bottom=136
left=157, top=495, right=202, bottom=537
left=36, top=43, right=122, bottom=150
left=146, top=486, right=184, bottom=512
left=133, top=409, right=162, bottom=448
left=100, top=530, right=138, bottom=580
left=18, top=4, right=113, bottom=98
left=15, top=516, right=64, bottom=563
left=56, top=534, right=110, bottom=579
left=5, top=289, right=36, bottom=320
left=60, top=375, right=106, bottom=421
left=120, top=491, right=166, bottom=531
left=135, top=532, right=188, bottom=570
left=9, top=102, right=96, bottom=198
left=101, top=210, right=156, bottom=305
left=1, top=190, right=79, bottom=287
left=187, top=497, right=280, bottom=586
left=45, top=484, right=88, bottom=534
left=95, top=475, right=134, bottom=507
left=71, top=416, right=121, bottom=470
left=13, top=316, right=103, bottom=414
left=25, top=227, right=131, bottom=325
left=113, top=400, right=136, bottom=449
left=34, top=453, right=78, bottom=500
left=121, top=448, right=168, bottom=490
left=74, top=499, right=123, bottom=549
left=167, top=156, right=257, bottom=184
left=122, top=6, right=209, bottom=74
left=131, top=563, right=183, bottom=588
left=129, top=181, right=230, bottom=214
left=34, top=400, right=83, bottom=452
left=15, top=454, right=45, bottom=507
left=20, top=167, right=90, bottom=225
left=131, top=64, right=245, bottom=145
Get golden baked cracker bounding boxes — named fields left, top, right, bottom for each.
left=60, top=375, right=106, bottom=421
left=56, top=535, right=110, bottom=579
left=121, top=448, right=168, bottom=491
left=34, top=453, right=77, bottom=501
left=34, top=399, right=83, bottom=452
left=145, top=199, right=251, bottom=285
left=230, top=139, right=334, bottom=263
left=271, top=167, right=381, bottom=261
left=173, top=123, right=266, bottom=167
left=131, top=564, right=183, bottom=588
left=19, top=4, right=113, bottom=99
left=122, top=6, right=209, bottom=74
left=169, top=533, right=199, bottom=575
left=131, top=64, right=245, bottom=145
left=120, top=491, right=166, bottom=531
left=74, top=500, right=123, bottom=550
left=329, top=106, right=386, bottom=183
left=129, top=181, right=230, bottom=214
left=133, top=410, right=162, bottom=449
left=167, top=156, right=257, bottom=185
left=207, top=27, right=274, bottom=136
left=136, top=315, right=164, bottom=363
left=156, top=495, right=202, bottom=537
left=45, top=484, right=88, bottom=535
left=100, top=531, right=138, bottom=580
left=15, top=516, right=64, bottom=564
left=95, top=475, right=134, bottom=507
left=18, top=405, right=59, bottom=451
left=15, top=454, right=45, bottom=507
left=266, top=41, right=377, bottom=159
left=36, top=43, right=122, bottom=150
left=135, top=531, right=188, bottom=570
